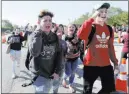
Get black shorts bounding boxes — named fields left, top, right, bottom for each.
left=83, top=65, right=115, bottom=94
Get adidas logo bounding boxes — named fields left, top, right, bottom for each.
left=95, top=32, right=109, bottom=48
left=96, top=44, right=108, bottom=48
left=96, top=32, right=110, bottom=44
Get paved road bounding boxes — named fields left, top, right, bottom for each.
left=1, top=39, right=128, bottom=93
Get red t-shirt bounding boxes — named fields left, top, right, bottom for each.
left=77, top=18, right=118, bottom=66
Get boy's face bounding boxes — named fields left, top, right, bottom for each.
left=97, top=8, right=108, bottom=22
left=40, top=16, right=52, bottom=32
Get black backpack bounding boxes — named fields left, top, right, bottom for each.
left=85, top=24, right=113, bottom=50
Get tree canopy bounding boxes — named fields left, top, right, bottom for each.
left=2, top=20, right=13, bottom=32
left=72, top=7, right=128, bottom=26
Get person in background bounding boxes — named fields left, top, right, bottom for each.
left=28, top=10, right=63, bottom=93
left=112, top=23, right=118, bottom=33
left=121, top=24, right=127, bottom=32
left=77, top=3, right=118, bottom=94
left=52, top=26, right=67, bottom=93
left=7, top=28, right=25, bottom=79
left=23, top=26, right=33, bottom=47
left=33, top=25, right=37, bottom=31
left=20, top=30, right=23, bottom=37
left=62, top=24, right=82, bottom=93
left=120, top=27, right=129, bottom=63
left=51, top=22, right=57, bottom=33
left=59, top=24, right=67, bottom=46
left=58, top=24, right=65, bottom=34
left=63, top=25, right=68, bottom=35
left=118, top=24, right=126, bottom=39
left=73, top=24, right=78, bottom=34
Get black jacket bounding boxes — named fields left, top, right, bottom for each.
left=26, top=29, right=63, bottom=78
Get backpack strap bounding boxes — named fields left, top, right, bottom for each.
left=84, top=24, right=112, bottom=51
left=85, top=24, right=96, bottom=49
left=107, top=25, right=113, bottom=38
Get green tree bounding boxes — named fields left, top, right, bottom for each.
left=2, top=20, right=13, bottom=32
left=72, top=12, right=89, bottom=24
left=72, top=7, right=128, bottom=26
left=107, top=11, right=128, bottom=25
left=108, top=7, right=123, bottom=17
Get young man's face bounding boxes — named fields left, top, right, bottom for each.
left=40, top=16, right=52, bottom=32
left=97, top=8, right=108, bottom=22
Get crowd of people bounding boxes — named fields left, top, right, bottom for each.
left=6, top=2, right=129, bottom=94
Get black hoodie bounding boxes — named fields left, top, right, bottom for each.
left=27, top=29, right=63, bottom=78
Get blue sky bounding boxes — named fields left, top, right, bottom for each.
left=2, top=1, right=128, bottom=26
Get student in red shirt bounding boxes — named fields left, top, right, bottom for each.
left=77, top=3, right=118, bottom=94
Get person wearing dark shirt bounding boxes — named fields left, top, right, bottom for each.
left=7, top=28, right=25, bottom=79
left=28, top=10, right=63, bottom=93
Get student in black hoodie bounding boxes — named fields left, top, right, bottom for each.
left=7, top=28, right=25, bottom=79
left=27, top=10, right=63, bottom=93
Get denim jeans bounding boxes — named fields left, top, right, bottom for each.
left=10, top=49, right=21, bottom=76
left=53, top=69, right=64, bottom=93
left=53, top=61, right=65, bottom=93
left=33, top=75, right=53, bottom=93
left=63, top=58, right=79, bottom=86
left=83, top=65, right=115, bottom=94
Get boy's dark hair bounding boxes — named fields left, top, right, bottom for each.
left=38, top=10, right=54, bottom=18
left=52, top=22, right=56, bottom=28
left=73, top=24, right=78, bottom=34
left=59, top=24, right=64, bottom=34
left=59, top=24, right=64, bottom=28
